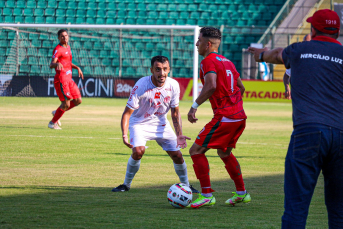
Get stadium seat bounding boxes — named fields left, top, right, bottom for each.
left=76, top=10, right=86, bottom=18
left=0, top=40, right=8, bottom=47
left=86, top=10, right=96, bottom=18
left=117, top=11, right=126, bottom=18
left=156, top=4, right=165, bottom=11
left=33, top=8, right=44, bottom=16
left=186, top=19, right=196, bottom=25
left=86, top=18, right=95, bottom=24
left=167, top=4, right=177, bottom=12
left=137, top=3, right=146, bottom=11
left=187, top=4, right=197, bottom=12
left=97, top=2, right=106, bottom=10
left=96, top=18, right=105, bottom=24
left=91, top=58, right=101, bottom=66
left=127, top=11, right=136, bottom=19
left=76, top=17, right=85, bottom=24
left=106, top=18, right=115, bottom=24
left=6, top=1, right=15, bottom=8
left=3, top=8, right=13, bottom=16
left=15, top=16, right=24, bottom=23
left=190, top=12, right=200, bottom=19
left=0, top=1, right=5, bottom=8
left=26, top=1, right=36, bottom=8
left=77, top=2, right=87, bottom=9
left=66, top=17, right=76, bottom=24
left=42, top=41, right=52, bottom=48
left=123, top=67, right=135, bottom=77
left=67, top=2, right=77, bottom=9
left=104, top=67, right=114, bottom=76
left=28, top=56, right=39, bottom=65
left=83, top=66, right=92, bottom=75
left=107, top=10, right=116, bottom=18
left=19, top=65, right=30, bottom=73
left=177, top=4, right=187, bottom=12
left=88, top=2, right=97, bottom=9
left=102, top=58, right=111, bottom=66
left=57, top=2, right=67, bottom=9
left=197, top=3, right=207, bottom=12
left=228, top=5, right=237, bottom=12
left=31, top=40, right=41, bottom=47
left=47, top=1, right=57, bottom=8
left=24, top=16, right=34, bottom=23
left=179, top=12, right=189, bottom=19
left=23, top=9, right=34, bottom=16
left=148, top=12, right=158, bottom=19
left=46, top=17, right=56, bottom=24
left=45, top=8, right=55, bottom=16
left=112, top=58, right=120, bottom=66
left=13, top=8, right=23, bottom=16
left=116, top=18, right=125, bottom=24
left=38, top=48, right=48, bottom=57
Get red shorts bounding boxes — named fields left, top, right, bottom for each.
left=195, top=117, right=246, bottom=151
left=54, top=79, right=81, bottom=102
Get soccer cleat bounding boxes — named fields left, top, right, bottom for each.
left=48, top=121, right=62, bottom=129
left=225, top=192, right=251, bottom=206
left=112, top=184, right=130, bottom=192
left=189, top=185, right=200, bottom=194
left=52, top=110, right=61, bottom=127
left=189, top=194, right=216, bottom=208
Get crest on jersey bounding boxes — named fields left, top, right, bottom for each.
left=164, top=96, right=171, bottom=103
left=154, top=92, right=161, bottom=99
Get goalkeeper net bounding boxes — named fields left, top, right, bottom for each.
left=0, top=24, right=200, bottom=100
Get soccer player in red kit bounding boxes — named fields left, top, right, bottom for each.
left=187, top=27, right=251, bottom=208
left=48, top=29, right=84, bottom=129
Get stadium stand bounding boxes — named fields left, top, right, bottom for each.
left=0, top=0, right=285, bottom=77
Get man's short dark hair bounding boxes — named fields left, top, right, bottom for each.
left=200, top=27, right=222, bottom=40
left=151, top=56, right=170, bottom=67
left=57, top=29, right=68, bottom=37
left=312, top=26, right=339, bottom=39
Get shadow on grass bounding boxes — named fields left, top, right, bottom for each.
left=0, top=175, right=327, bottom=229
left=0, top=125, right=42, bottom=129
left=107, top=152, right=257, bottom=159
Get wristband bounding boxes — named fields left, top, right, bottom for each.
left=191, top=101, right=199, bottom=109
left=122, top=135, right=127, bottom=137
left=259, top=51, right=265, bottom=62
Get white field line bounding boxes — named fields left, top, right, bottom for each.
left=3, top=135, right=120, bottom=140
left=2, top=135, right=285, bottom=146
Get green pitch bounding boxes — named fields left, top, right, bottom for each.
left=0, top=97, right=327, bottom=228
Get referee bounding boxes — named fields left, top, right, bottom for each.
left=248, top=9, right=343, bottom=228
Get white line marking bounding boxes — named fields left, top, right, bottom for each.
left=3, top=135, right=121, bottom=140
left=2, top=135, right=284, bottom=145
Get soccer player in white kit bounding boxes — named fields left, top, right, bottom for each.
left=112, top=56, right=199, bottom=193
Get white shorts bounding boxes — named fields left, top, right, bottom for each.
left=129, top=123, right=179, bottom=151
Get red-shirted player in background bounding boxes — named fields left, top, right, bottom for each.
left=187, top=27, right=251, bottom=208
left=48, top=29, right=84, bottom=129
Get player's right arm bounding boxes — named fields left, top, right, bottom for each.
left=283, top=72, right=291, bottom=100
left=121, top=106, right=134, bottom=148
left=188, top=72, right=217, bottom=123
left=50, top=48, right=63, bottom=70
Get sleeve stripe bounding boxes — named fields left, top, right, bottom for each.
left=204, top=71, right=217, bottom=76
left=126, top=103, right=138, bottom=110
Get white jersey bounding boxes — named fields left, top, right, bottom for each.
left=127, top=75, right=180, bottom=126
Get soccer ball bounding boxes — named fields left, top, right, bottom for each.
left=167, top=183, right=193, bottom=208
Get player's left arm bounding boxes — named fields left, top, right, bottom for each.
left=71, top=63, right=84, bottom=80
left=247, top=47, right=284, bottom=64
left=171, top=107, right=191, bottom=149
left=237, top=77, right=245, bottom=96
left=187, top=73, right=217, bottom=123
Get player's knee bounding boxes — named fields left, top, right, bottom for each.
left=132, top=147, right=145, bottom=160
left=74, top=98, right=82, bottom=106
left=60, top=103, right=69, bottom=111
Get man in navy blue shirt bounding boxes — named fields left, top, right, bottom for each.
left=248, top=9, right=343, bottom=228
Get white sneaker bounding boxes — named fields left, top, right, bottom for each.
left=52, top=110, right=61, bottom=127
left=48, top=121, right=62, bottom=129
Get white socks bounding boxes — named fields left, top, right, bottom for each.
left=236, top=190, right=247, bottom=195
left=123, top=156, right=141, bottom=188
left=174, top=162, right=189, bottom=186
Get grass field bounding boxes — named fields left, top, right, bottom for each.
left=0, top=97, right=327, bottom=228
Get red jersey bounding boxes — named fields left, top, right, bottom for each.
left=52, top=44, right=73, bottom=82
left=200, top=52, right=247, bottom=119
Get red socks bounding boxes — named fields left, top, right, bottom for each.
left=221, top=153, right=245, bottom=191
left=191, top=154, right=214, bottom=194
left=67, top=101, right=76, bottom=111
left=52, top=107, right=65, bottom=123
